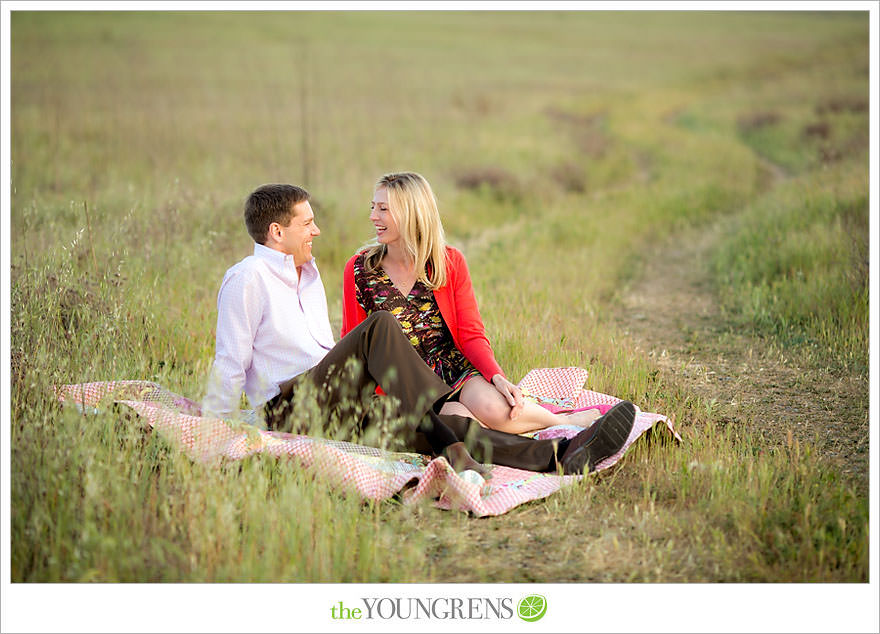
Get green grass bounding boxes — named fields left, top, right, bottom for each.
left=11, top=397, right=425, bottom=582
left=403, top=421, right=867, bottom=583
left=712, top=163, right=868, bottom=371
left=9, top=10, right=869, bottom=586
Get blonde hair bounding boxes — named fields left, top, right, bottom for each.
left=362, top=172, right=448, bottom=289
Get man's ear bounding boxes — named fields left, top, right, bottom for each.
left=266, top=222, right=282, bottom=245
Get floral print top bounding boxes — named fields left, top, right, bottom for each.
left=352, top=252, right=480, bottom=389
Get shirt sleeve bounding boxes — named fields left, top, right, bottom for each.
left=341, top=254, right=368, bottom=339
left=202, top=269, right=264, bottom=419
left=447, top=248, right=505, bottom=381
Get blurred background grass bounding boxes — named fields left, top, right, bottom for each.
left=9, top=10, right=869, bottom=583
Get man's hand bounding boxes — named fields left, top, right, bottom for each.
left=491, top=373, right=524, bottom=420
left=441, top=442, right=492, bottom=479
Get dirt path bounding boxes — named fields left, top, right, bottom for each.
left=614, top=215, right=869, bottom=489
left=419, top=157, right=868, bottom=583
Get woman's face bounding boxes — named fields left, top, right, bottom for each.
left=370, top=187, right=401, bottom=246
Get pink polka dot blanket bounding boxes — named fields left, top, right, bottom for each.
left=54, top=367, right=680, bottom=517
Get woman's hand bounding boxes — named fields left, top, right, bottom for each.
left=491, top=373, right=524, bottom=420
left=441, top=442, right=492, bottom=478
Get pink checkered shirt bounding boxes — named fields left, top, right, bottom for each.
left=202, top=243, right=335, bottom=418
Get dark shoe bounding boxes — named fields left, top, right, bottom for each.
left=560, top=400, right=636, bottom=475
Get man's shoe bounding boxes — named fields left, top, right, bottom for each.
left=560, top=400, right=636, bottom=475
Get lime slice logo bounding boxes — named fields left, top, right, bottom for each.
left=517, top=595, right=547, bottom=622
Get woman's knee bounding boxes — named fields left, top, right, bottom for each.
left=462, top=388, right=511, bottom=427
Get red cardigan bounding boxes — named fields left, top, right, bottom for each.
left=342, top=246, right=505, bottom=382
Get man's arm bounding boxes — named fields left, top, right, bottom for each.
left=202, top=270, right=263, bottom=419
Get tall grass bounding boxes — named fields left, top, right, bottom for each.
left=712, top=165, right=868, bottom=370
left=10, top=11, right=869, bottom=583
left=12, top=402, right=425, bottom=582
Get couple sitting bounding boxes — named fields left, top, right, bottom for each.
left=202, top=173, right=635, bottom=476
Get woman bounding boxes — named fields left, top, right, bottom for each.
left=342, top=171, right=601, bottom=434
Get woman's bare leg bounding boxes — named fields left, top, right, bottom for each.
left=459, top=376, right=602, bottom=434
left=439, top=400, right=476, bottom=418
left=439, top=399, right=509, bottom=430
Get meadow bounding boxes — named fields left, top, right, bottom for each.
left=9, top=10, right=870, bottom=586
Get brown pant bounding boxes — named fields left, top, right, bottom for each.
left=265, top=311, right=561, bottom=472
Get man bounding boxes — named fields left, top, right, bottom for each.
left=203, top=183, right=636, bottom=475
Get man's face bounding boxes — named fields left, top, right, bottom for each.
left=276, top=200, right=320, bottom=267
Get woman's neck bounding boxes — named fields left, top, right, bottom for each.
left=382, top=242, right=414, bottom=272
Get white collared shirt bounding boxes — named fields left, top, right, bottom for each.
left=202, top=242, right=336, bottom=418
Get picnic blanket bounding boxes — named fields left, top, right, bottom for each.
left=55, top=367, right=680, bottom=517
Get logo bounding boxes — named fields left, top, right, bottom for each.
left=330, top=598, right=514, bottom=621
left=328, top=595, right=548, bottom=622
left=517, top=595, right=547, bottom=622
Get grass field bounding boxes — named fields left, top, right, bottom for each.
left=7, top=8, right=871, bottom=598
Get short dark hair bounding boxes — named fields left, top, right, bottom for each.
left=244, top=184, right=310, bottom=244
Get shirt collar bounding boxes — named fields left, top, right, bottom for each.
left=253, top=241, right=290, bottom=265
left=252, top=242, right=317, bottom=279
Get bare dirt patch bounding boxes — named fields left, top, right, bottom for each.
left=614, top=218, right=869, bottom=490
left=452, top=165, right=522, bottom=201
left=545, top=106, right=610, bottom=158
left=736, top=110, right=781, bottom=133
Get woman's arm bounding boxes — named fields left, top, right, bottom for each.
left=341, top=254, right=368, bottom=339
left=446, top=248, right=523, bottom=419
left=445, top=247, right=505, bottom=381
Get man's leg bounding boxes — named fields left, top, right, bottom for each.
left=265, top=310, right=633, bottom=474
left=430, top=413, right=561, bottom=472
left=304, top=312, right=572, bottom=472
left=432, top=400, right=637, bottom=475
left=266, top=311, right=453, bottom=431
left=265, top=311, right=562, bottom=470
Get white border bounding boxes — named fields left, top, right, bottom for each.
left=1, top=583, right=880, bottom=633
left=869, top=0, right=880, bottom=629
left=1, top=1, right=15, bottom=633
left=1, top=1, right=879, bottom=11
